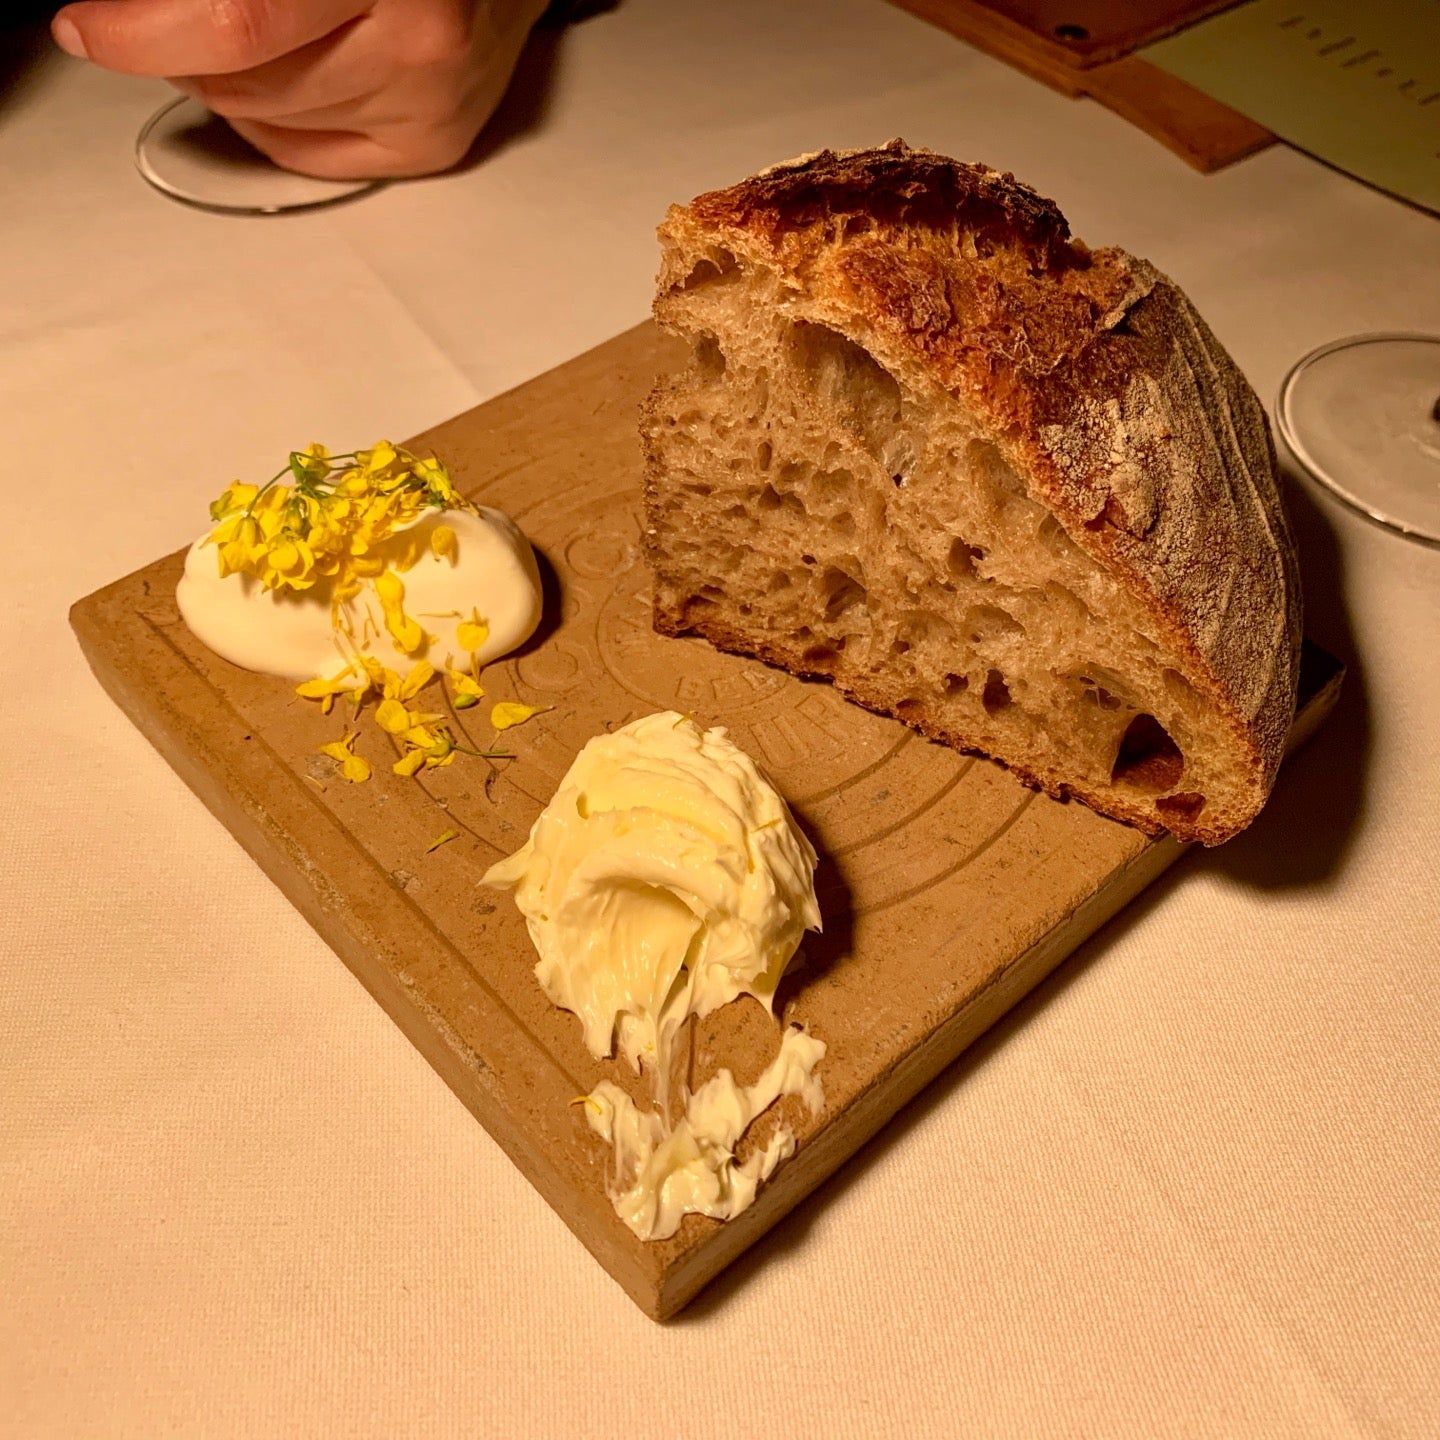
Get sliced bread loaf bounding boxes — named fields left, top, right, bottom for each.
left=640, top=142, right=1301, bottom=844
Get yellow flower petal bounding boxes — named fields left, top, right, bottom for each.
left=200, top=449, right=480, bottom=754
left=375, top=698, right=411, bottom=735
left=491, top=701, right=550, bottom=732
left=295, top=668, right=355, bottom=701
left=374, top=569, right=425, bottom=654
left=447, top=668, right=484, bottom=709
left=392, top=749, right=428, bottom=777
left=430, top=525, right=457, bottom=562
left=356, top=654, right=392, bottom=690
left=396, top=661, right=435, bottom=701
left=318, top=732, right=370, bottom=783
left=208, top=482, right=259, bottom=522
left=292, top=444, right=330, bottom=482
left=456, top=610, right=489, bottom=653
left=341, top=753, right=372, bottom=783
left=374, top=569, right=403, bottom=607
left=362, top=441, right=398, bottom=475
left=389, top=614, right=426, bottom=656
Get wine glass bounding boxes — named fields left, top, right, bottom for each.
left=134, top=94, right=381, bottom=215
left=1276, top=333, right=1440, bottom=547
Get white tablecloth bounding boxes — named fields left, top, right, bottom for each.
left=4, top=2, right=1438, bottom=1435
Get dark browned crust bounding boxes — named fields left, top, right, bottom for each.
left=682, top=140, right=1149, bottom=380
left=692, top=142, right=1073, bottom=266
left=646, top=141, right=1303, bottom=844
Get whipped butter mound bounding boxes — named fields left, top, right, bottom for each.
left=483, top=711, right=824, bottom=1241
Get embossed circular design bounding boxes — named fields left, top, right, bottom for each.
left=596, top=574, right=790, bottom=715
left=477, top=477, right=1038, bottom=916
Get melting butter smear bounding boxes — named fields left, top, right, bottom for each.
left=484, top=711, right=824, bottom=1241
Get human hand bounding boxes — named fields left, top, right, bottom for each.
left=51, top=0, right=549, bottom=179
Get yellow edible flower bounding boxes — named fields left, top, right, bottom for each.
left=295, top=667, right=357, bottom=715
left=361, top=440, right=398, bottom=476
left=251, top=485, right=290, bottom=530
left=201, top=441, right=520, bottom=788
left=446, top=667, right=484, bottom=709
left=319, top=732, right=371, bottom=783
left=200, top=439, right=473, bottom=603
left=208, top=482, right=259, bottom=522
left=414, top=455, right=458, bottom=505
left=375, top=697, right=411, bottom=735
left=392, top=661, right=434, bottom=701
left=291, top=443, right=330, bottom=483
left=259, top=532, right=318, bottom=592
left=392, top=748, right=428, bottom=777
left=456, top=608, right=489, bottom=654
left=430, top=524, right=457, bottom=562
left=356, top=654, right=392, bottom=690
left=491, top=701, right=550, bottom=732
left=374, top=569, right=426, bottom=654
left=215, top=516, right=262, bottom=578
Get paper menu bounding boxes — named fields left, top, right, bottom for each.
left=1144, top=0, right=1440, bottom=214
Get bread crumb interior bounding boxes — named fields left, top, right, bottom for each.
left=647, top=247, right=1237, bottom=825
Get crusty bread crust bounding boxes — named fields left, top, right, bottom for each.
left=645, top=141, right=1302, bottom=844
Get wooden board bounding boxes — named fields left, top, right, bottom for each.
left=71, top=323, right=1341, bottom=1320
left=888, top=0, right=1276, bottom=172
left=902, top=0, right=1241, bottom=69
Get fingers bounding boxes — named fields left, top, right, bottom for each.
left=55, top=0, right=547, bottom=181
left=172, top=21, right=386, bottom=121
left=187, top=8, right=523, bottom=134
left=52, top=0, right=375, bottom=77
left=227, top=116, right=477, bottom=179
left=194, top=0, right=536, bottom=177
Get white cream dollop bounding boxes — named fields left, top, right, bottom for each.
left=483, top=711, right=824, bottom=1240
left=176, top=506, right=541, bottom=680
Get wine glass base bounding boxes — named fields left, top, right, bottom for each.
left=135, top=96, right=381, bottom=216
left=1276, top=333, right=1440, bottom=547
